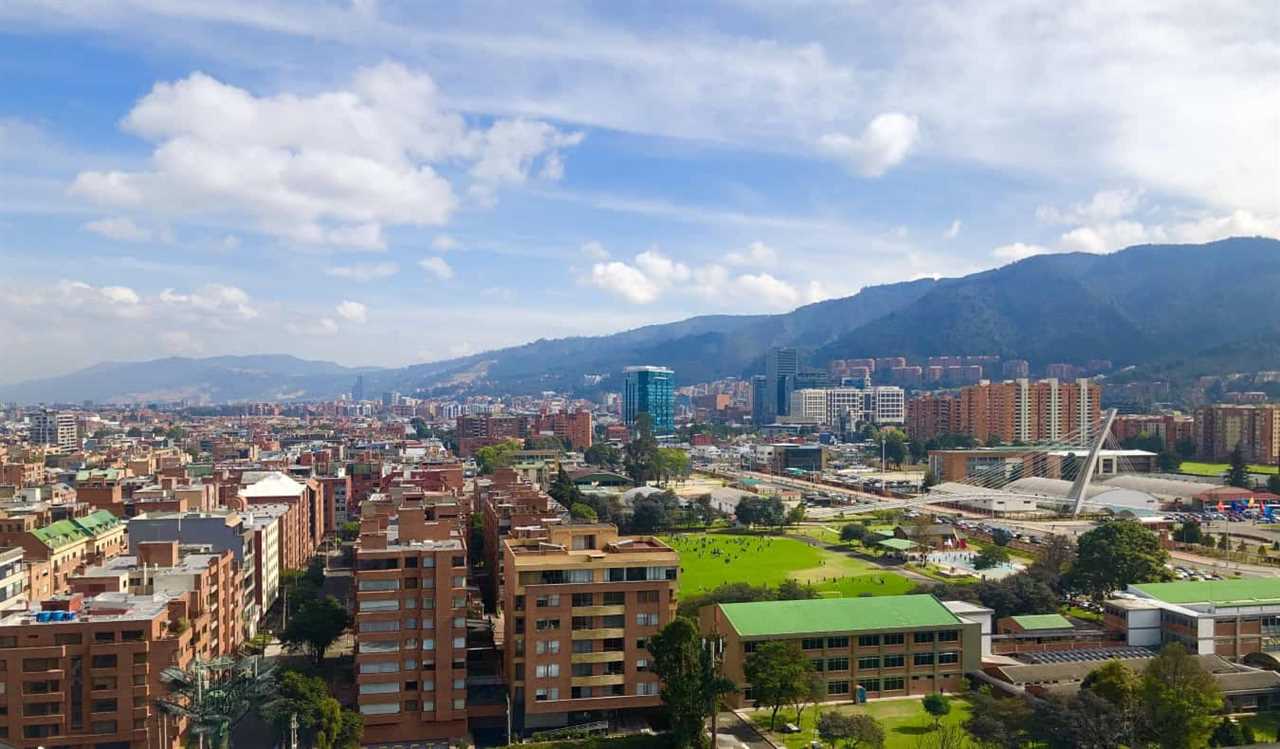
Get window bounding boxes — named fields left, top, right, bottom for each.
left=637, top=590, right=660, bottom=603
left=636, top=658, right=649, bottom=672
left=359, top=682, right=398, bottom=694
left=451, top=576, right=465, bottom=588
left=743, top=642, right=759, bottom=653
left=534, top=688, right=560, bottom=701
left=91, top=655, right=117, bottom=669
left=452, top=637, right=465, bottom=648
left=572, top=686, right=593, bottom=699
left=572, top=593, right=594, bottom=607
left=882, top=633, right=905, bottom=646
left=422, top=700, right=435, bottom=711
left=453, top=616, right=465, bottom=628
left=913, top=631, right=935, bottom=644
left=535, top=640, right=561, bottom=655
left=23, top=658, right=58, bottom=672
left=572, top=640, right=594, bottom=654
left=536, top=594, right=560, bottom=608
left=422, top=639, right=436, bottom=651
left=827, top=657, right=849, bottom=672
left=937, top=630, right=959, bottom=642
left=602, top=614, right=625, bottom=628
left=572, top=616, right=594, bottom=631
left=94, top=631, right=116, bottom=642
left=358, top=579, right=399, bottom=591
left=938, top=652, right=959, bottom=665
left=359, top=702, right=400, bottom=715
left=453, top=698, right=465, bottom=709
left=55, top=633, right=82, bottom=645
left=453, top=678, right=465, bottom=689
left=423, top=679, right=435, bottom=691
left=360, top=620, right=399, bottom=633
left=801, top=638, right=824, bottom=650
left=826, top=636, right=849, bottom=648
left=536, top=619, right=562, bottom=631
left=635, top=613, right=659, bottom=627
left=359, top=660, right=398, bottom=674
left=857, top=679, right=880, bottom=692
left=359, top=599, right=399, bottom=612
left=91, top=698, right=117, bottom=713
left=91, top=676, right=117, bottom=691
left=91, top=719, right=117, bottom=734
left=603, top=591, right=625, bottom=605
left=882, top=677, right=905, bottom=691
left=883, top=654, right=905, bottom=668
left=857, top=656, right=880, bottom=670
left=811, top=659, right=825, bottom=672
left=913, top=653, right=934, bottom=666
left=452, top=555, right=465, bottom=568
left=637, top=681, right=659, bottom=696
left=572, top=663, right=593, bottom=677
left=857, top=635, right=880, bottom=647
left=827, top=681, right=850, bottom=695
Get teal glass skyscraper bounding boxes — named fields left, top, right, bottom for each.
left=623, top=365, right=674, bottom=434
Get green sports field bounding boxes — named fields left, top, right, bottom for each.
left=750, top=696, right=974, bottom=749
left=662, top=531, right=911, bottom=597
left=1181, top=461, right=1278, bottom=477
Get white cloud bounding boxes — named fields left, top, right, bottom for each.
left=325, top=262, right=399, bottom=282
left=733, top=273, right=799, bottom=308
left=589, top=261, right=661, bottom=304
left=818, top=113, right=920, bottom=177
left=335, top=300, right=368, bottom=323
left=67, top=63, right=582, bottom=249
left=1036, top=188, right=1145, bottom=225
left=633, top=249, right=690, bottom=285
left=159, top=283, right=258, bottom=320
left=725, top=241, right=778, bottom=268
left=52, top=280, right=145, bottom=319
left=83, top=216, right=154, bottom=242
left=220, top=234, right=241, bottom=250
left=944, top=220, right=962, bottom=240
left=432, top=234, right=459, bottom=251
left=418, top=256, right=454, bottom=280
left=991, top=242, right=1052, bottom=262
left=286, top=317, right=340, bottom=337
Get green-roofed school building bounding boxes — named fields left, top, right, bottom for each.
left=700, top=595, right=982, bottom=706
left=1105, top=577, right=1280, bottom=660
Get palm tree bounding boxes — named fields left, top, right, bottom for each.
left=155, top=656, right=275, bottom=748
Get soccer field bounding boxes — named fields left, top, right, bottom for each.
left=662, top=531, right=910, bottom=597
left=1181, top=461, right=1278, bottom=477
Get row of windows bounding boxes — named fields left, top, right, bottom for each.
left=753, top=630, right=960, bottom=653
left=533, top=681, right=659, bottom=701
left=358, top=678, right=461, bottom=694
left=356, top=555, right=465, bottom=572
left=358, top=698, right=465, bottom=714
left=518, top=567, right=677, bottom=586
left=358, top=658, right=466, bottom=674
left=810, top=652, right=959, bottom=671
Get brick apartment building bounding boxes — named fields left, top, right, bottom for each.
left=353, top=505, right=472, bottom=745
left=1111, top=413, right=1196, bottom=453
left=906, top=378, right=1101, bottom=445
left=502, top=524, right=678, bottom=732
left=0, top=581, right=240, bottom=749
left=476, top=469, right=565, bottom=610
left=700, top=595, right=980, bottom=706
left=456, top=412, right=593, bottom=456
left=1194, top=405, right=1280, bottom=465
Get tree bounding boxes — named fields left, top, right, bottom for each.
left=584, top=442, right=622, bottom=469
left=1030, top=692, right=1130, bottom=749
left=786, top=503, right=807, bottom=526
left=525, top=435, right=568, bottom=451
left=963, top=687, right=1032, bottom=749
left=280, top=595, right=351, bottom=664
left=1176, top=438, right=1197, bottom=458
left=474, top=439, right=521, bottom=475
left=569, top=502, right=598, bottom=521
left=157, top=656, right=276, bottom=749
left=1227, top=443, right=1250, bottom=488
left=990, top=528, right=1013, bottom=546
left=657, top=447, right=691, bottom=485
left=736, top=496, right=786, bottom=528
left=840, top=523, right=869, bottom=545
left=628, top=492, right=677, bottom=534
left=1065, top=520, right=1170, bottom=598
left=1269, top=473, right=1280, bottom=495
left=775, top=579, right=817, bottom=600
left=1209, top=717, right=1250, bottom=748
left=790, top=671, right=826, bottom=726
left=1080, top=659, right=1141, bottom=745
left=261, top=669, right=363, bottom=749
left=647, top=618, right=735, bottom=749
left=922, top=693, right=951, bottom=731
left=338, top=521, right=361, bottom=543
left=625, top=414, right=661, bottom=486
left=744, top=641, right=810, bottom=730
left=1158, top=451, right=1183, bottom=473
left=973, top=545, right=1011, bottom=570
left=879, top=428, right=908, bottom=468
left=1139, top=643, right=1224, bottom=749
left=818, top=712, right=885, bottom=749
left=1173, top=520, right=1204, bottom=545
left=973, top=574, right=1058, bottom=620
left=921, top=469, right=938, bottom=490
left=549, top=465, right=585, bottom=508
left=1027, top=534, right=1075, bottom=593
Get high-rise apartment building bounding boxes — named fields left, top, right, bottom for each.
left=864, top=386, right=907, bottom=425
left=787, top=388, right=865, bottom=429
left=502, top=524, right=677, bottom=732
left=764, top=348, right=799, bottom=421
left=622, top=366, right=674, bottom=434
left=1194, top=405, right=1280, bottom=465
left=353, top=505, right=472, bottom=744
left=750, top=375, right=768, bottom=426
left=29, top=410, right=77, bottom=451
left=905, top=379, right=1101, bottom=445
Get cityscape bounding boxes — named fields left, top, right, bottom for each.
left=2, top=4, right=1280, bottom=749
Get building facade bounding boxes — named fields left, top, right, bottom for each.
left=622, top=366, right=674, bottom=434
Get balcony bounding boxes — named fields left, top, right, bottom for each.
left=570, top=674, right=626, bottom=688
left=570, top=605, right=626, bottom=617
left=570, top=651, right=625, bottom=664
left=570, top=628, right=625, bottom=641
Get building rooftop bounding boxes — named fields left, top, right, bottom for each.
left=719, top=595, right=961, bottom=637
left=1131, top=578, right=1280, bottom=606
left=31, top=519, right=90, bottom=550
left=240, top=471, right=305, bottom=498
left=1009, top=613, right=1073, bottom=631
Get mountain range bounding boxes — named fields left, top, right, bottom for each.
left=3, top=237, right=1277, bottom=404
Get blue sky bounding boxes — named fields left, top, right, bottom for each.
left=1, top=1, right=1277, bottom=383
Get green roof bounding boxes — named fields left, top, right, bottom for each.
left=31, top=520, right=91, bottom=550
left=72, top=510, right=122, bottom=536
left=75, top=468, right=122, bottom=482
left=1010, top=614, right=1072, bottom=631
left=718, top=595, right=960, bottom=637
left=877, top=538, right=918, bottom=551
left=1132, top=578, right=1280, bottom=606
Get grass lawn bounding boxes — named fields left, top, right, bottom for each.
left=750, top=696, right=973, bottom=749
left=788, top=525, right=843, bottom=545
left=663, top=531, right=909, bottom=597
left=522, top=734, right=670, bottom=749
left=1181, top=461, right=1278, bottom=477
left=1062, top=605, right=1103, bottom=623
left=1242, top=712, right=1280, bottom=744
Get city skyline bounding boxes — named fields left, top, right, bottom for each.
left=2, top=3, right=1278, bottom=382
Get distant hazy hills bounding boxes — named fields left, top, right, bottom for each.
left=4, top=237, right=1278, bottom=404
